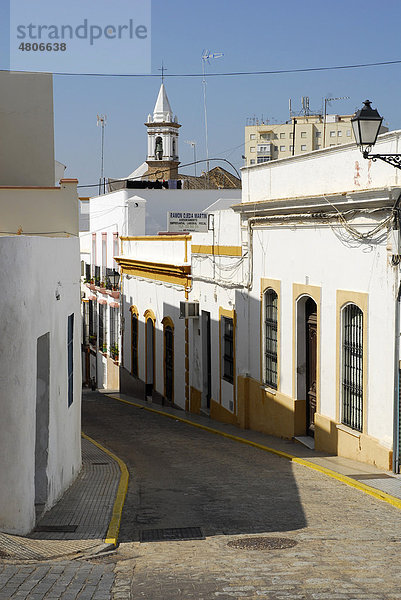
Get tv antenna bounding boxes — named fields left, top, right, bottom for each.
left=97, top=114, right=107, bottom=194
left=201, top=49, right=224, bottom=186
left=323, top=96, right=350, bottom=148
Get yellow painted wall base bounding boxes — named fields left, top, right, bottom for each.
left=315, top=413, right=393, bottom=471
left=237, top=376, right=306, bottom=439
left=190, top=387, right=201, bottom=415
left=210, top=399, right=239, bottom=426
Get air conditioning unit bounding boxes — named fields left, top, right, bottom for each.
left=180, top=301, right=199, bottom=319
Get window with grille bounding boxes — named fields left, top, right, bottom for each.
left=83, top=301, right=89, bottom=345
left=341, top=304, right=363, bottom=431
left=223, top=317, right=234, bottom=384
left=94, top=265, right=100, bottom=286
left=99, top=304, right=106, bottom=352
left=131, top=313, right=138, bottom=376
left=264, top=289, right=278, bottom=389
left=67, top=313, right=74, bottom=407
left=110, top=307, right=118, bottom=346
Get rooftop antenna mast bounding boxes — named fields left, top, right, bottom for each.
left=201, top=49, right=224, bottom=187
left=323, top=96, right=350, bottom=148
left=97, top=114, right=107, bottom=194
left=185, top=140, right=197, bottom=176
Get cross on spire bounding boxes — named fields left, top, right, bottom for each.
left=158, top=61, right=167, bottom=83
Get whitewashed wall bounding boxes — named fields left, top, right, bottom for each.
left=122, top=276, right=186, bottom=404
left=89, top=190, right=147, bottom=270
left=0, top=236, right=82, bottom=535
left=241, top=130, right=401, bottom=204
left=0, top=181, right=79, bottom=237
left=249, top=219, right=396, bottom=447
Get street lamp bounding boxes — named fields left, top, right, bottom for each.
left=106, top=268, right=120, bottom=290
left=352, top=100, right=401, bottom=169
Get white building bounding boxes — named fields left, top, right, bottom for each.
left=0, top=72, right=81, bottom=535
left=80, top=82, right=241, bottom=390
left=116, top=129, right=401, bottom=473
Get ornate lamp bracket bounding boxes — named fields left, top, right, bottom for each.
left=363, top=151, right=401, bottom=170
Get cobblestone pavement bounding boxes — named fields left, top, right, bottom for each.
left=82, top=393, right=401, bottom=600
left=0, top=559, right=115, bottom=600
left=31, top=435, right=120, bottom=542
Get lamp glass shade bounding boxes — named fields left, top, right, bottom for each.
left=111, top=270, right=120, bottom=287
left=351, top=100, right=383, bottom=148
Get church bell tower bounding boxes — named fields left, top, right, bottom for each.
left=144, top=82, right=181, bottom=181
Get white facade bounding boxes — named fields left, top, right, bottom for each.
left=79, top=186, right=240, bottom=391
left=0, top=235, right=81, bottom=534
left=116, top=131, right=401, bottom=472
left=0, top=72, right=82, bottom=535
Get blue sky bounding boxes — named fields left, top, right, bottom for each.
left=2, top=0, right=401, bottom=191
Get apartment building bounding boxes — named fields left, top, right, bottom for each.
left=244, top=113, right=387, bottom=166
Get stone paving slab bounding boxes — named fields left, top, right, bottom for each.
left=83, top=393, right=401, bottom=600
left=31, top=438, right=120, bottom=541
left=0, top=436, right=120, bottom=561
left=0, top=559, right=115, bottom=600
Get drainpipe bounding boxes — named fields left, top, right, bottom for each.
left=393, top=196, right=401, bottom=473
left=393, top=277, right=401, bottom=473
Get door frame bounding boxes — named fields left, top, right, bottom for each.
left=201, top=310, right=212, bottom=409
left=293, top=284, right=321, bottom=434
left=144, top=309, right=156, bottom=397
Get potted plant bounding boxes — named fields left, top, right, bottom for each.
left=99, top=281, right=107, bottom=293
left=110, top=343, right=119, bottom=361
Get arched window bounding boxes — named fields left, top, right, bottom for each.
left=341, top=304, right=363, bottom=431
left=131, top=308, right=138, bottom=377
left=162, top=317, right=174, bottom=403
left=264, top=289, right=278, bottom=389
left=165, top=326, right=174, bottom=402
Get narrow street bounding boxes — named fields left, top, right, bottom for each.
left=82, top=393, right=401, bottom=600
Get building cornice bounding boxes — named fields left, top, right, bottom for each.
left=232, top=187, right=401, bottom=217
left=145, top=122, right=181, bottom=129
left=115, top=257, right=191, bottom=287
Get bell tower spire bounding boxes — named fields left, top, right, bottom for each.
left=144, top=75, right=181, bottom=181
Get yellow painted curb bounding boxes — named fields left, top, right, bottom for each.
left=81, top=432, right=129, bottom=546
left=107, top=394, right=401, bottom=512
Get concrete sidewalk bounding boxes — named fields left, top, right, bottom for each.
left=108, top=391, right=401, bottom=504
left=0, top=428, right=121, bottom=562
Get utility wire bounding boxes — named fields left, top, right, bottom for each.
left=2, top=59, right=401, bottom=78
left=77, top=157, right=241, bottom=189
